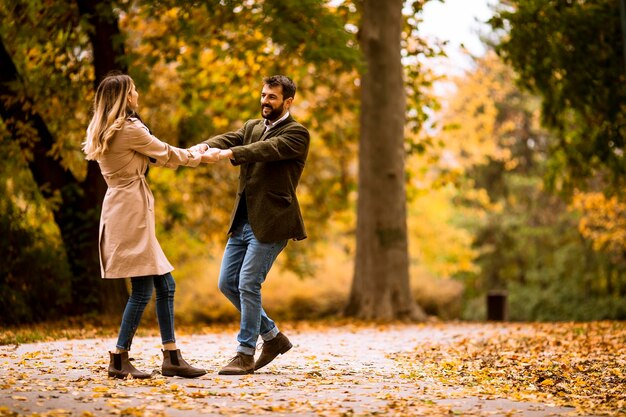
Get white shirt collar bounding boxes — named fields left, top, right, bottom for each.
left=264, top=111, right=290, bottom=131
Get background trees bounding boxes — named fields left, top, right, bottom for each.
left=0, top=0, right=363, bottom=324
left=491, top=0, right=626, bottom=191
left=0, top=0, right=128, bottom=317
left=436, top=51, right=625, bottom=320
left=2, top=0, right=625, bottom=325
left=486, top=0, right=626, bottom=314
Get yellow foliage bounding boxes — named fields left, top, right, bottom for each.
left=434, top=51, right=540, bottom=170
left=571, top=191, right=626, bottom=259
left=408, top=184, right=478, bottom=279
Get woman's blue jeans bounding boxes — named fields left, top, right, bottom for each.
left=218, top=221, right=287, bottom=355
left=115, top=272, right=176, bottom=351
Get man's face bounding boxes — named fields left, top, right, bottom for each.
left=260, top=84, right=292, bottom=121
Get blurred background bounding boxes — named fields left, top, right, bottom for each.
left=1, top=0, right=625, bottom=327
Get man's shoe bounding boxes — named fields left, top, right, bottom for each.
left=254, top=332, right=292, bottom=370
left=218, top=352, right=255, bottom=375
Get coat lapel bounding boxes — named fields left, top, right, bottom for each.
left=250, top=123, right=265, bottom=143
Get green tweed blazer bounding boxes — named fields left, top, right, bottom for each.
left=203, top=115, right=310, bottom=243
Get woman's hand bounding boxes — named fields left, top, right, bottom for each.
left=188, top=144, right=209, bottom=154
left=201, top=148, right=221, bottom=163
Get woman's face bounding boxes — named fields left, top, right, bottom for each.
left=128, top=84, right=139, bottom=111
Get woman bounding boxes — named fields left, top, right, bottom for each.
left=83, top=73, right=220, bottom=379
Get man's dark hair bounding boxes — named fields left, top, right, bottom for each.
left=263, top=75, right=296, bottom=99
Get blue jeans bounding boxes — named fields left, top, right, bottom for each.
left=116, top=272, right=176, bottom=351
left=218, top=221, right=287, bottom=355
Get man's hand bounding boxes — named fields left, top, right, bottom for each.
left=219, top=149, right=234, bottom=160
left=200, top=148, right=221, bottom=163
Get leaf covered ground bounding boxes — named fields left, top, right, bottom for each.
left=0, top=321, right=624, bottom=416
left=395, top=321, right=626, bottom=416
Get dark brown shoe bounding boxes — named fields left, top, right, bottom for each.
left=218, top=352, right=255, bottom=375
left=254, top=332, right=292, bottom=370
left=108, top=351, right=151, bottom=379
left=162, top=349, right=207, bottom=378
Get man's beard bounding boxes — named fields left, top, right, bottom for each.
left=261, top=102, right=284, bottom=121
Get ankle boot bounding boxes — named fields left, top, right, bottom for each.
left=108, top=351, right=151, bottom=379
left=255, top=332, right=293, bottom=370
left=162, top=349, right=207, bottom=378
left=218, top=352, right=255, bottom=375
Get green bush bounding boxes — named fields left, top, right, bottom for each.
left=509, top=282, right=626, bottom=321
left=0, top=197, right=72, bottom=325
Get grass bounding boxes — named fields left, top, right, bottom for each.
left=0, top=318, right=118, bottom=346
left=1, top=246, right=464, bottom=346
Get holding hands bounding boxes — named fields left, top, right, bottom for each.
left=188, top=144, right=234, bottom=164
left=198, top=147, right=221, bottom=163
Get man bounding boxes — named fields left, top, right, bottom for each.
left=197, top=75, right=309, bottom=374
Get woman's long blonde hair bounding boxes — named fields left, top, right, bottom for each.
left=83, top=73, right=135, bottom=161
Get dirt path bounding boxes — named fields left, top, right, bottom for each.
left=0, top=323, right=594, bottom=416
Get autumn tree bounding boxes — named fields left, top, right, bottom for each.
left=484, top=0, right=626, bottom=316
left=0, top=0, right=128, bottom=317
left=0, top=0, right=361, bottom=323
left=490, top=0, right=626, bottom=193
left=121, top=0, right=361, bottom=275
left=439, top=51, right=625, bottom=320
left=572, top=191, right=626, bottom=297
left=346, top=0, right=426, bottom=320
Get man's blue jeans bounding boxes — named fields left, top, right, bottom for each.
left=116, top=272, right=176, bottom=351
left=218, top=221, right=287, bottom=355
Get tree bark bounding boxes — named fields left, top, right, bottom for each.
left=76, top=0, right=127, bottom=84
left=345, top=0, right=426, bottom=321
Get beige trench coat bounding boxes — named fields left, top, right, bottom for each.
left=98, top=117, right=201, bottom=279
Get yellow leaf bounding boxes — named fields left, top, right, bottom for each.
left=539, top=378, right=554, bottom=386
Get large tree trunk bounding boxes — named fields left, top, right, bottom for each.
left=345, top=0, right=426, bottom=321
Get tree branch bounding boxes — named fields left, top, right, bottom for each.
left=0, top=38, right=77, bottom=199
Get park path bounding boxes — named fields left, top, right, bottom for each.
left=0, top=323, right=591, bottom=416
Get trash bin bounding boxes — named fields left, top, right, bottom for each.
left=486, top=290, right=508, bottom=321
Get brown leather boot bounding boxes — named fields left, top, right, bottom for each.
left=162, top=349, right=207, bottom=378
left=108, top=351, right=151, bottom=379
left=255, top=332, right=292, bottom=370
left=218, top=352, right=255, bottom=375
